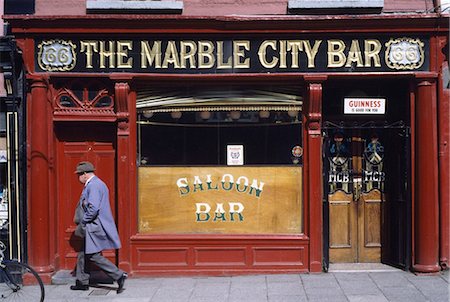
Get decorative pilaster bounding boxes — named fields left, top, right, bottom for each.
left=115, top=82, right=133, bottom=272
left=304, top=76, right=326, bottom=272
left=29, top=76, right=54, bottom=274
left=413, top=78, right=440, bottom=273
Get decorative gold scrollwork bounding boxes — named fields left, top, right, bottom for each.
left=385, top=37, right=425, bottom=70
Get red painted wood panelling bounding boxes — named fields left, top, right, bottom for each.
left=253, top=247, right=306, bottom=266
left=137, top=248, right=190, bottom=266
left=131, top=236, right=308, bottom=275
left=304, top=79, right=325, bottom=273
left=194, top=248, right=247, bottom=266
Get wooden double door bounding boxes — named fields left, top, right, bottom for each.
left=323, top=126, right=411, bottom=266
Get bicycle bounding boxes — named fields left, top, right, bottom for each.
left=0, top=240, right=45, bottom=301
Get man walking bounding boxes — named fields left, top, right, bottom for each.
left=71, top=161, right=127, bottom=294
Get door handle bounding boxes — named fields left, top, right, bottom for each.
left=353, top=177, right=362, bottom=202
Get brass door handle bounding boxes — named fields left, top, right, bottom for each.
left=353, top=177, right=362, bottom=202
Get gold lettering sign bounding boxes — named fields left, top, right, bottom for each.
left=138, top=166, right=303, bottom=234
left=37, top=37, right=427, bottom=72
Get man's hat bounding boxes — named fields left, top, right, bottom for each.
left=75, top=161, right=96, bottom=174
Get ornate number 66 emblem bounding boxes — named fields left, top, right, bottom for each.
left=37, top=40, right=77, bottom=72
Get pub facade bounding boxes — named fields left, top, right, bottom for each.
left=2, top=0, right=449, bottom=280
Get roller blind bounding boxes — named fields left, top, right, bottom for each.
left=136, top=86, right=303, bottom=113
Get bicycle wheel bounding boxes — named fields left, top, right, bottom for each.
left=0, top=261, right=45, bottom=302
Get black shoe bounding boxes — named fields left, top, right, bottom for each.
left=70, top=280, right=89, bottom=291
left=116, top=272, right=128, bottom=294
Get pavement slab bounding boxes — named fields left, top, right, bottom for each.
left=44, top=269, right=449, bottom=302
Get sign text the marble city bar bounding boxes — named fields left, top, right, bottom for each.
left=36, top=37, right=428, bottom=73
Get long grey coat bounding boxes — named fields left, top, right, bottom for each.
left=78, top=176, right=121, bottom=254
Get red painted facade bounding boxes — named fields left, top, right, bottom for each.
left=3, top=0, right=449, bottom=280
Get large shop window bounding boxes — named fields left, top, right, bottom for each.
left=137, top=85, right=303, bottom=235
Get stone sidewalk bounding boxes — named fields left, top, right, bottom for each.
left=44, top=269, right=449, bottom=302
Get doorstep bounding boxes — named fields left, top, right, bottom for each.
left=328, top=263, right=403, bottom=272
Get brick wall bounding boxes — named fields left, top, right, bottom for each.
left=33, top=0, right=435, bottom=16
left=35, top=0, right=85, bottom=15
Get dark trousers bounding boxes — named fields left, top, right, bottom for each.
left=76, top=248, right=123, bottom=285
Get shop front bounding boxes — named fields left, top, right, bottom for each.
left=4, top=14, right=448, bottom=277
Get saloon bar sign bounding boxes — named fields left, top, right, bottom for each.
left=35, top=36, right=428, bottom=73
left=138, top=167, right=303, bottom=234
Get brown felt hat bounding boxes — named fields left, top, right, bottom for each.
left=74, top=161, right=96, bottom=174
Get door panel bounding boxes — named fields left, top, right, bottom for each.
left=329, top=190, right=357, bottom=262
left=359, top=190, right=382, bottom=262
left=381, top=128, right=411, bottom=269
left=55, top=124, right=116, bottom=270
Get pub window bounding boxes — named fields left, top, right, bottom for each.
left=137, top=85, right=304, bottom=235
left=288, top=0, right=384, bottom=14
left=138, top=110, right=302, bottom=166
left=5, top=0, right=35, bottom=14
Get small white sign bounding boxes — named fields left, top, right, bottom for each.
left=344, top=98, right=386, bottom=114
left=0, top=150, right=6, bottom=163
left=227, top=145, right=244, bottom=166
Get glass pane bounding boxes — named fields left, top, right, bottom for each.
left=94, top=96, right=112, bottom=108
left=138, top=111, right=302, bottom=166
left=59, top=95, right=77, bottom=107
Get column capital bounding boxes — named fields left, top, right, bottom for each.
left=414, top=72, right=438, bottom=82
left=416, top=79, right=436, bottom=87
left=305, top=82, right=323, bottom=136
left=304, top=75, right=328, bottom=83
left=115, top=82, right=130, bottom=136
left=27, top=75, right=49, bottom=88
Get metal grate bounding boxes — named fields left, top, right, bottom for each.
left=89, top=289, right=110, bottom=296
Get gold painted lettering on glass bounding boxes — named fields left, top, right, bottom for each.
left=141, top=41, right=162, bottom=68
left=258, top=40, right=278, bottom=68
left=117, top=40, right=133, bottom=68
left=303, top=40, right=321, bottom=68
left=80, top=40, right=98, bottom=69
left=198, top=40, right=215, bottom=68
left=364, top=39, right=381, bottom=67
left=345, top=40, right=364, bottom=68
left=233, top=40, right=250, bottom=69
left=180, top=41, right=197, bottom=69
left=162, top=41, right=181, bottom=68
left=327, top=39, right=346, bottom=68
left=99, top=41, right=115, bottom=68
left=216, top=41, right=232, bottom=69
